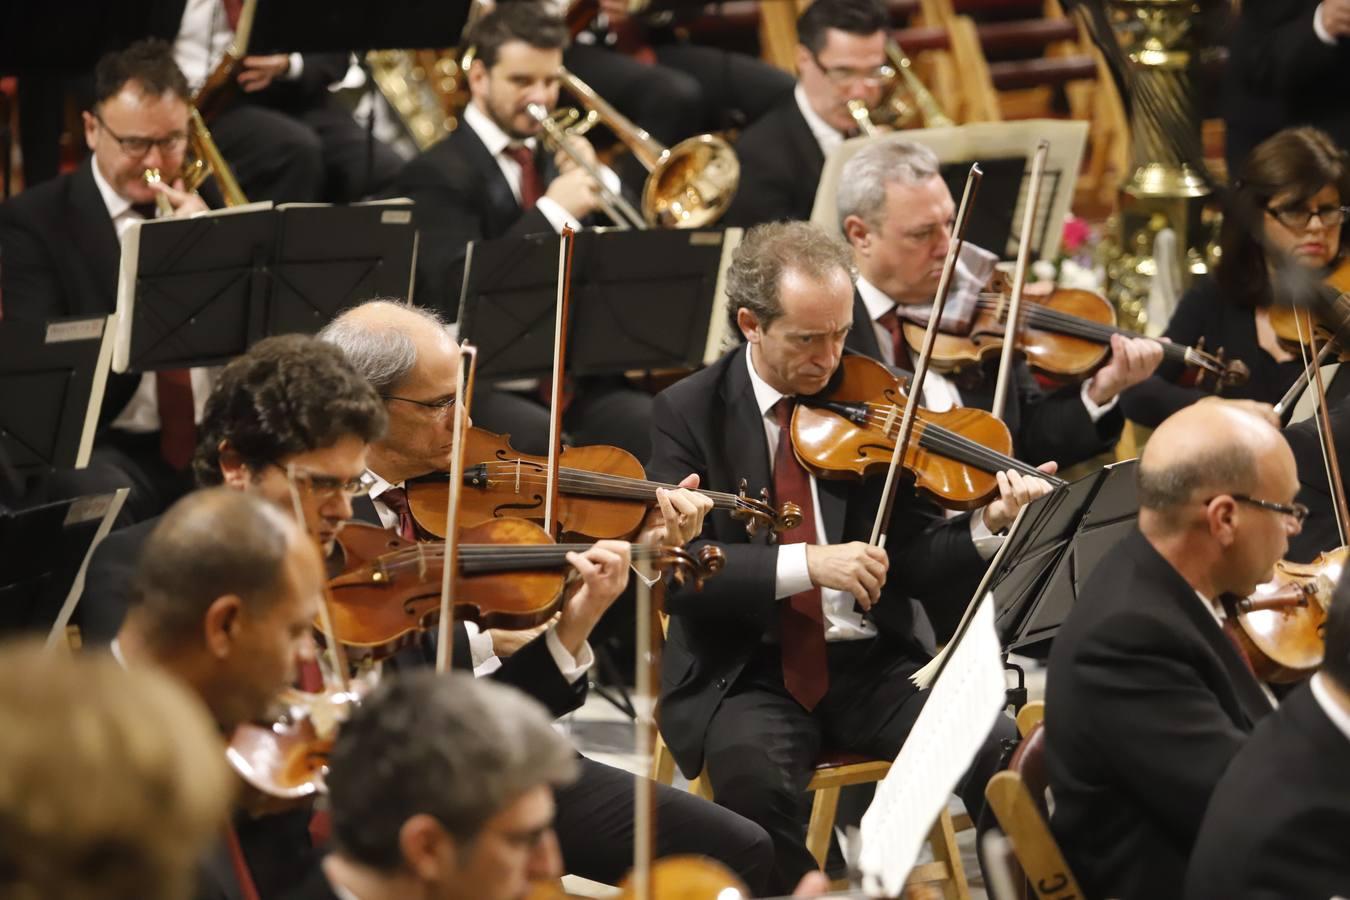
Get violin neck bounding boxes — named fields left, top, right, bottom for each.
left=468, top=463, right=742, bottom=510
left=1011, top=304, right=1190, bottom=361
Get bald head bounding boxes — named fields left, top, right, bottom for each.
left=318, top=299, right=458, bottom=396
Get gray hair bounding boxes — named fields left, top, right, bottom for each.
left=326, top=671, right=579, bottom=870
left=726, top=221, right=854, bottom=334
left=836, top=137, right=942, bottom=229
left=318, top=299, right=449, bottom=393
left=1136, top=444, right=1260, bottom=532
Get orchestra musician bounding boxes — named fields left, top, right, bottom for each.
left=838, top=137, right=1162, bottom=468
left=318, top=298, right=781, bottom=893
left=0, top=40, right=211, bottom=525
left=644, top=221, right=1052, bottom=891
left=1045, top=400, right=1294, bottom=900
left=722, top=0, right=889, bottom=228
left=1283, top=391, right=1350, bottom=561
left=386, top=3, right=653, bottom=460
left=1184, top=576, right=1350, bottom=900
left=1121, top=126, right=1350, bottom=429
left=0, top=638, right=232, bottom=900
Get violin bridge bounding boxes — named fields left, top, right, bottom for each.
left=514, top=458, right=522, bottom=494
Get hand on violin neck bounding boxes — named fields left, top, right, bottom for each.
left=555, top=540, right=632, bottom=656
left=805, top=542, right=889, bottom=609
left=636, top=473, right=713, bottom=547
left=1086, top=333, right=1166, bottom=405
left=982, top=463, right=1057, bottom=533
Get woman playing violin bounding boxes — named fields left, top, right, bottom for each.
left=1122, top=126, right=1350, bottom=427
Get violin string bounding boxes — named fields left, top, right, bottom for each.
left=858, top=402, right=1061, bottom=483
left=970, top=298, right=1195, bottom=364
left=470, top=464, right=747, bottom=507
left=369, top=542, right=675, bottom=571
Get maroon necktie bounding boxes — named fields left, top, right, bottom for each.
left=223, top=824, right=261, bottom=900
left=773, top=398, right=829, bottom=710
left=155, top=370, right=197, bottom=470
left=221, top=0, right=243, bottom=29
left=379, top=486, right=418, bottom=542
left=502, top=145, right=541, bottom=211
left=876, top=307, right=906, bottom=367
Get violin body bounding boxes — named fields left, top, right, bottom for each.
left=1234, top=546, right=1341, bottom=683
left=226, top=686, right=365, bottom=801
left=616, top=856, right=750, bottom=899
left=408, top=427, right=649, bottom=540
left=1266, top=258, right=1350, bottom=357
left=791, top=354, right=1019, bottom=510
left=328, top=520, right=567, bottom=661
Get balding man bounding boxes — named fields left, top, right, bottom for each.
left=1044, top=399, right=1297, bottom=900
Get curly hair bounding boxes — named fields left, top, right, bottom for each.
left=726, top=221, right=854, bottom=336
left=192, top=334, right=387, bottom=487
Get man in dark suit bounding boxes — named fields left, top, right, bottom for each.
left=646, top=221, right=1052, bottom=891
left=0, top=39, right=211, bottom=525
left=722, top=0, right=889, bottom=228
left=1223, top=0, right=1350, bottom=176
left=387, top=2, right=652, bottom=460
left=836, top=137, right=1162, bottom=469
left=1185, top=579, right=1350, bottom=900
left=1045, top=400, right=1296, bottom=900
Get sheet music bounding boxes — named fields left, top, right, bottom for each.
left=45, top=488, right=129, bottom=650
left=859, top=592, right=1007, bottom=897
left=703, top=226, right=744, bottom=363
left=42, top=315, right=115, bottom=470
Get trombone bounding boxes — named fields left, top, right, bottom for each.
left=532, top=67, right=741, bottom=229
left=145, top=106, right=249, bottom=216
left=847, top=40, right=954, bottom=135
left=528, top=101, right=649, bottom=230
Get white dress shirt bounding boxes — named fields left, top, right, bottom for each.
left=173, top=0, right=304, bottom=90
left=91, top=160, right=216, bottom=432
left=364, top=469, right=594, bottom=680
left=1310, top=672, right=1350, bottom=742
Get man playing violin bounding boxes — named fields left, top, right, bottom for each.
left=1045, top=399, right=1292, bottom=900
left=838, top=138, right=1163, bottom=470
left=318, top=298, right=779, bottom=893
left=646, top=221, right=1053, bottom=891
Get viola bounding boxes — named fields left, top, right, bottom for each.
left=325, top=521, right=724, bottom=661
left=790, top=354, right=1065, bottom=510
left=405, top=426, right=800, bottom=540
left=227, top=684, right=365, bottom=801
left=896, top=284, right=1249, bottom=389
left=1231, top=546, right=1340, bottom=684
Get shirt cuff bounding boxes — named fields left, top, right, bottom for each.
left=1080, top=379, right=1120, bottom=422
left=775, top=542, right=814, bottom=600
left=1314, top=3, right=1339, bottom=44
left=545, top=627, right=594, bottom=684
left=465, top=621, right=495, bottom=670
left=970, top=511, right=1004, bottom=560
left=285, top=53, right=304, bottom=80
left=536, top=197, right=582, bottom=234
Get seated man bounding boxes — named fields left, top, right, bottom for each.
left=646, top=221, right=1050, bottom=891
left=723, top=0, right=888, bottom=228
left=1185, top=575, right=1350, bottom=900
left=1045, top=400, right=1294, bottom=899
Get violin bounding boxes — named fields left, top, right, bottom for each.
left=405, top=427, right=800, bottom=541
left=324, top=521, right=724, bottom=661
left=227, top=684, right=364, bottom=801
left=895, top=280, right=1249, bottom=389
left=1266, top=256, right=1350, bottom=353
left=1231, top=547, right=1340, bottom=683
left=790, top=354, right=1066, bottom=510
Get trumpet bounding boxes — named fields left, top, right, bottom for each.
left=847, top=40, right=954, bottom=135
left=144, top=106, right=248, bottom=216
left=540, top=67, right=740, bottom=229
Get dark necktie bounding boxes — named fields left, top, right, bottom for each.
left=222, top=0, right=243, bottom=29
left=876, top=307, right=905, bottom=367
left=130, top=201, right=158, bottom=220
left=772, top=397, right=829, bottom=710
left=155, top=370, right=197, bottom=470
left=223, top=824, right=261, bottom=900
left=502, top=144, right=541, bottom=211
left=379, top=485, right=418, bottom=542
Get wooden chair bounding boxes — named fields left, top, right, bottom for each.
left=984, top=711, right=1084, bottom=900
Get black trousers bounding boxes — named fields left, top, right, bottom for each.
left=702, top=637, right=1016, bottom=893
left=554, top=755, right=774, bottom=892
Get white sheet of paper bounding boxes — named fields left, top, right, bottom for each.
left=859, top=592, right=1008, bottom=896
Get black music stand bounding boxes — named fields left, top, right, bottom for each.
left=0, top=490, right=126, bottom=639
left=939, top=156, right=1029, bottom=260
left=457, top=229, right=733, bottom=382
left=113, top=202, right=417, bottom=373
left=0, top=316, right=113, bottom=479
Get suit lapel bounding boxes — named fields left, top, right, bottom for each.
left=784, top=101, right=826, bottom=178
left=721, top=346, right=774, bottom=543
left=454, top=126, right=523, bottom=235
left=847, top=289, right=884, bottom=361
left=67, top=160, right=121, bottom=315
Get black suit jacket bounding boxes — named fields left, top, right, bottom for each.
left=1045, top=528, right=1275, bottom=900
left=1184, top=680, right=1350, bottom=900
left=722, top=95, right=823, bottom=228
left=387, top=124, right=559, bottom=317
left=1282, top=389, right=1350, bottom=562
left=844, top=291, right=1122, bottom=468
left=645, top=345, right=987, bottom=777
left=0, top=159, right=140, bottom=425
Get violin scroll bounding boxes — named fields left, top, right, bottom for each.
left=644, top=543, right=726, bottom=591
left=735, top=479, right=803, bottom=537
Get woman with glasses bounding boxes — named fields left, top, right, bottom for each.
left=1122, top=126, right=1350, bottom=427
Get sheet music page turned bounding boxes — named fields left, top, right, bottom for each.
left=859, top=593, right=1007, bottom=896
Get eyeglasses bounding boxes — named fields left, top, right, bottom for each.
left=808, top=51, right=894, bottom=87
left=275, top=464, right=376, bottom=498
left=382, top=393, right=458, bottom=416
left=92, top=111, right=188, bottom=158
left=1264, top=203, right=1349, bottom=231
left=1203, top=493, right=1310, bottom=524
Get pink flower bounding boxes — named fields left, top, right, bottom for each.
left=1062, top=215, right=1091, bottom=254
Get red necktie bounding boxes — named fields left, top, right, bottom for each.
left=222, top=0, right=243, bottom=29
left=223, top=824, right=261, bottom=900
left=502, top=145, right=542, bottom=211
left=155, top=369, right=197, bottom=470
left=876, top=307, right=906, bottom=367
left=773, top=398, right=829, bottom=710
left=379, top=486, right=418, bottom=542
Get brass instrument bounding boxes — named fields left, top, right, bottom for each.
left=527, top=102, right=650, bottom=230
left=144, top=106, right=249, bottom=215
left=366, top=50, right=461, bottom=150
left=551, top=67, right=740, bottom=229
left=847, top=40, right=954, bottom=134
